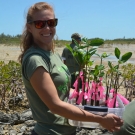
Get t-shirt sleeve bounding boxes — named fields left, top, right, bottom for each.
left=23, top=55, right=49, bottom=80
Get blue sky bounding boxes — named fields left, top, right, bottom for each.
left=0, top=0, right=135, bottom=40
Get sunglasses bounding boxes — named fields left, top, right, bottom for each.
left=28, top=18, right=58, bottom=29
left=75, top=38, right=81, bottom=41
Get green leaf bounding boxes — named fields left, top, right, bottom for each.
left=101, top=52, right=110, bottom=58
left=81, top=37, right=87, bottom=43
left=95, top=53, right=101, bottom=58
left=114, top=65, right=119, bottom=70
left=99, top=72, right=105, bottom=77
left=89, top=47, right=97, bottom=52
left=108, top=61, right=113, bottom=69
left=83, top=53, right=91, bottom=62
left=87, top=60, right=94, bottom=66
left=89, top=50, right=97, bottom=56
left=76, top=52, right=83, bottom=64
left=94, top=69, right=99, bottom=76
left=90, top=70, right=95, bottom=75
left=79, top=46, right=87, bottom=49
left=98, top=64, right=104, bottom=70
left=118, top=60, right=123, bottom=64
left=120, top=52, right=132, bottom=63
left=115, top=47, right=120, bottom=59
left=90, top=38, right=104, bottom=46
left=66, top=44, right=73, bottom=53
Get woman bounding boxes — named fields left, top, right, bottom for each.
left=19, top=2, right=123, bottom=135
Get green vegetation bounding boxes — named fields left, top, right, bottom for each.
left=0, top=61, right=23, bottom=110
left=0, top=33, right=135, bottom=47
left=105, top=38, right=135, bottom=45
left=0, top=33, right=71, bottom=47
left=55, top=39, right=71, bottom=47
left=122, top=63, right=135, bottom=82
left=0, top=36, right=135, bottom=110
left=0, top=33, right=21, bottom=45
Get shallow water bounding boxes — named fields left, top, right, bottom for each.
left=91, top=55, right=135, bottom=64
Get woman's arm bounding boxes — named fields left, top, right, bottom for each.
left=30, top=66, right=123, bottom=132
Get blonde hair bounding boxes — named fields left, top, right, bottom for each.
left=18, top=2, right=55, bottom=63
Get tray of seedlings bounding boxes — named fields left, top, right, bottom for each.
left=67, top=38, right=132, bottom=128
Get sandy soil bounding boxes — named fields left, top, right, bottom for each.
left=0, top=44, right=135, bottom=64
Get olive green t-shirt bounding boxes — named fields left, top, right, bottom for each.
left=113, top=100, right=135, bottom=135
left=61, top=43, right=79, bottom=74
left=22, top=46, right=76, bottom=135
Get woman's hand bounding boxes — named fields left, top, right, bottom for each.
left=100, top=113, right=123, bottom=132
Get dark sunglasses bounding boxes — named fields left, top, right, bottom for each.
left=28, top=18, right=58, bottom=29
left=75, top=38, right=81, bottom=41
